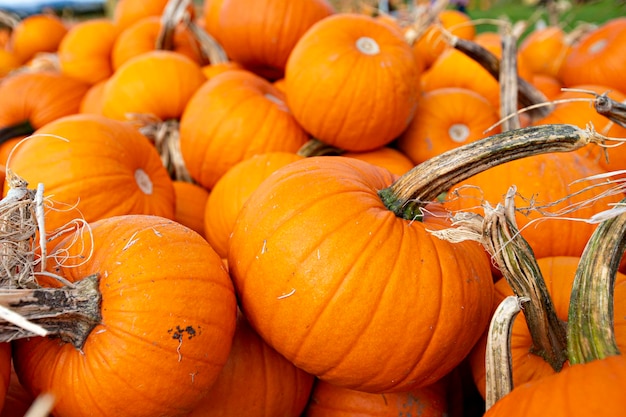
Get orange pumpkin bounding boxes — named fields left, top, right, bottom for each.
left=12, top=214, right=237, bottom=417
left=444, top=151, right=624, bottom=260
left=102, top=50, right=206, bottom=121
left=204, top=151, right=303, bottom=258
left=173, top=180, right=210, bottom=237
left=470, top=256, right=626, bottom=399
left=412, top=9, right=476, bottom=69
left=3, top=114, right=175, bottom=237
left=112, top=16, right=203, bottom=70
left=179, top=69, right=308, bottom=190
left=559, top=17, right=626, bottom=91
left=58, top=18, right=119, bottom=84
left=529, top=73, right=563, bottom=101
left=343, top=146, right=415, bottom=176
left=228, top=156, right=494, bottom=393
left=79, top=79, right=108, bottom=115
left=8, top=13, right=67, bottom=64
left=113, top=0, right=172, bottom=31
left=203, top=0, right=334, bottom=80
left=518, top=25, right=570, bottom=80
left=201, top=60, right=243, bottom=80
left=0, top=71, right=91, bottom=142
left=304, top=379, right=449, bottom=417
left=396, top=87, right=501, bottom=164
left=285, top=13, right=421, bottom=152
left=188, top=310, right=314, bottom=416
left=0, top=50, right=21, bottom=78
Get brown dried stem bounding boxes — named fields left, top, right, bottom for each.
left=498, top=22, right=520, bottom=131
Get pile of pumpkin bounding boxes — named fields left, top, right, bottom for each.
left=0, top=0, right=625, bottom=415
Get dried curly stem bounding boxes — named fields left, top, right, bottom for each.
left=568, top=197, right=626, bottom=364
left=430, top=186, right=569, bottom=372
left=379, top=124, right=603, bottom=221
left=485, top=295, right=529, bottom=410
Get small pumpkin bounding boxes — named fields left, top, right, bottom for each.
left=188, top=310, right=314, bottom=417
left=342, top=146, right=415, bottom=176
left=285, top=13, right=421, bottom=152
left=0, top=50, right=21, bottom=78
left=179, top=69, right=308, bottom=190
left=203, top=0, right=334, bottom=80
left=102, top=50, right=207, bottom=121
left=8, top=13, right=67, bottom=64
left=396, top=87, right=501, bottom=164
left=12, top=214, right=237, bottom=417
left=518, top=25, right=570, bottom=80
left=173, top=180, right=210, bottom=237
left=3, top=114, right=175, bottom=238
left=79, top=79, right=108, bottom=115
left=113, top=0, right=172, bottom=31
left=58, top=18, right=120, bottom=84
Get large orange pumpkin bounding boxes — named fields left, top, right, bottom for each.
left=8, top=14, right=68, bottom=64
left=0, top=71, right=91, bottom=143
left=188, top=310, right=314, bottom=416
left=285, top=13, right=421, bottom=152
left=12, top=214, right=237, bottom=417
left=3, top=114, right=175, bottom=237
left=101, top=50, right=207, bottom=121
left=203, top=0, right=334, bottom=80
left=228, top=156, right=494, bottom=393
left=113, top=0, right=172, bottom=31
left=179, top=69, right=308, bottom=190
left=57, top=18, right=120, bottom=85
left=396, top=87, right=501, bottom=164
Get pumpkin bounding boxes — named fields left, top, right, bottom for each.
left=102, top=50, right=206, bottom=121
left=79, top=79, right=108, bottom=115
left=529, top=73, right=563, bottom=101
left=0, top=366, right=34, bottom=417
left=0, top=50, right=20, bottom=78
left=396, top=87, right=501, bottom=164
left=412, top=9, right=476, bottom=69
left=0, top=71, right=91, bottom=143
left=112, top=16, right=203, bottom=70
left=342, top=146, right=415, bottom=176
left=2, top=114, right=175, bottom=239
left=173, top=180, right=210, bottom=237
left=201, top=61, right=243, bottom=80
left=205, top=151, right=303, bottom=259
left=470, top=256, right=626, bottom=399
left=203, top=0, right=334, bottom=80
left=8, top=14, right=67, bottom=64
left=179, top=69, right=308, bottom=190
left=113, top=0, right=172, bottom=31
left=228, top=155, right=494, bottom=392
left=12, top=214, right=237, bottom=417
left=559, top=17, right=626, bottom=91
left=188, top=310, right=314, bottom=416
left=58, top=18, right=119, bottom=85
left=444, top=151, right=624, bottom=260
left=284, top=13, right=421, bottom=152
left=518, top=26, right=570, bottom=80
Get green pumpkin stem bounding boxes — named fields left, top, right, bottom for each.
left=0, top=120, right=34, bottom=145
left=485, top=295, right=529, bottom=410
left=429, top=186, right=569, bottom=372
left=567, top=197, right=626, bottom=364
left=379, top=124, right=602, bottom=221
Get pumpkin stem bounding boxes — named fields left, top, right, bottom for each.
left=297, top=138, right=345, bottom=157
left=0, top=120, right=34, bottom=145
left=498, top=22, right=521, bottom=131
left=430, top=186, right=570, bottom=372
left=378, top=124, right=602, bottom=221
left=156, top=0, right=189, bottom=51
left=485, top=295, right=529, bottom=410
left=567, top=197, right=626, bottom=364
left=0, top=273, right=101, bottom=349
left=592, top=92, right=626, bottom=129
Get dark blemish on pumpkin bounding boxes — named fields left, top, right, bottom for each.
left=168, top=325, right=199, bottom=341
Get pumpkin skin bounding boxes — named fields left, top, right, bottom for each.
left=8, top=14, right=68, bottom=64
left=0, top=71, right=91, bottom=135
left=304, top=379, right=449, bottom=417
left=203, top=0, right=334, bottom=80
left=485, top=355, right=626, bottom=416
left=396, top=87, right=501, bottom=164
left=0, top=50, right=21, bottom=78
left=187, top=310, right=314, bottom=417
left=102, top=50, right=207, bottom=121
left=79, top=79, right=108, bottom=115
left=228, top=156, right=494, bottom=393
left=205, top=151, right=303, bottom=259
left=173, top=180, right=210, bottom=237
left=58, top=18, right=119, bottom=84
left=113, top=0, right=171, bottom=31
left=0, top=366, right=34, bottom=417
left=518, top=25, right=570, bottom=80
left=343, top=146, right=415, bottom=176
left=112, top=16, right=203, bottom=70
left=12, top=214, right=237, bottom=417
left=179, top=69, right=308, bottom=190
left=2, top=114, right=175, bottom=237
left=285, top=13, right=421, bottom=152
left=444, top=151, right=624, bottom=260
left=469, top=256, right=626, bottom=399
left=559, top=17, right=626, bottom=91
